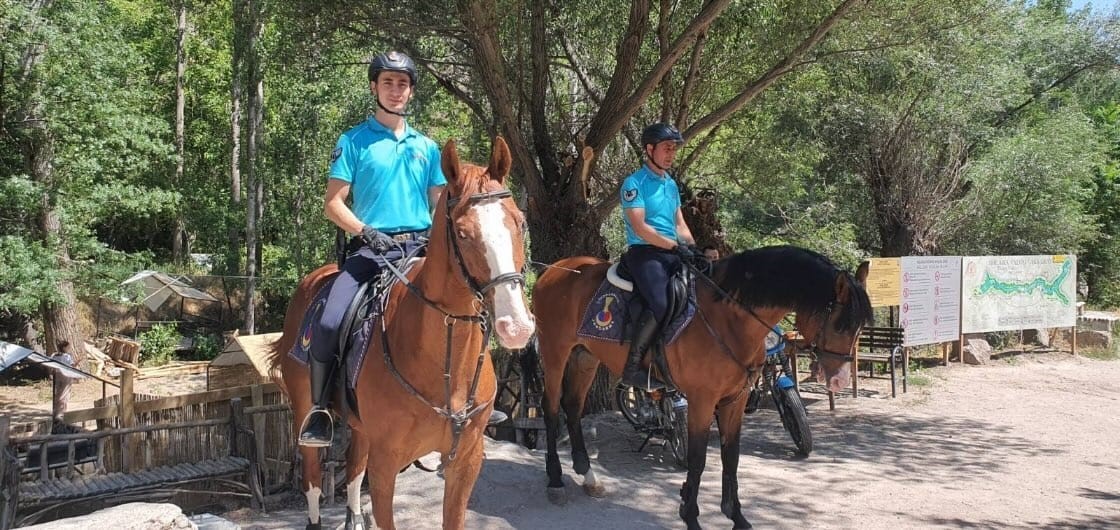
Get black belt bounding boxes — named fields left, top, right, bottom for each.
left=347, top=230, right=428, bottom=253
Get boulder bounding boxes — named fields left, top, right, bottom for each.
left=22, top=503, right=197, bottom=530
left=1021, top=328, right=1051, bottom=347
left=963, top=338, right=992, bottom=365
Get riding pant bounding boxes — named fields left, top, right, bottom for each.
left=310, top=235, right=425, bottom=363
left=621, top=245, right=683, bottom=325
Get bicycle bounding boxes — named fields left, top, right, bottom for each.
left=615, top=383, right=689, bottom=468
left=746, top=326, right=813, bottom=456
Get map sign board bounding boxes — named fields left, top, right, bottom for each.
left=864, top=258, right=901, bottom=307
left=900, top=256, right=962, bottom=347
left=960, top=255, right=1076, bottom=333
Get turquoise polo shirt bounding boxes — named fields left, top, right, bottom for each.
left=620, top=165, right=680, bottom=246
left=328, top=118, right=447, bottom=233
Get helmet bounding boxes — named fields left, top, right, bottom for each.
left=368, top=51, right=417, bottom=86
left=640, top=122, right=684, bottom=149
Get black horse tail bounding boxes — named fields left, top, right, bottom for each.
left=518, top=334, right=542, bottom=391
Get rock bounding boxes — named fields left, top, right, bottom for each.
left=963, top=338, right=992, bottom=365
left=22, top=503, right=197, bottom=530
left=188, top=514, right=240, bottom=530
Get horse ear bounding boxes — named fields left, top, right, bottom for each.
left=442, top=139, right=463, bottom=193
left=488, top=136, right=512, bottom=184
left=855, top=260, right=870, bottom=284
left=835, top=272, right=852, bottom=304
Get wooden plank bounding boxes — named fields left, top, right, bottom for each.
left=120, top=368, right=135, bottom=473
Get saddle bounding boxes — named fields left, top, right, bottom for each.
left=606, top=260, right=694, bottom=389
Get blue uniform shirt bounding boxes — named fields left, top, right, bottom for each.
left=329, top=118, right=447, bottom=233
left=620, top=165, right=680, bottom=246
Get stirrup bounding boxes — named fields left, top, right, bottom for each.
left=298, top=408, right=334, bottom=448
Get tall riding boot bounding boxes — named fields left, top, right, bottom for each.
left=299, top=357, right=336, bottom=447
left=620, top=310, right=665, bottom=390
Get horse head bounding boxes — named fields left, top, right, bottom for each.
left=439, top=136, right=535, bottom=349
left=795, top=260, right=872, bottom=393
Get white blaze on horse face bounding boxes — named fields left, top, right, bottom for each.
left=473, top=200, right=535, bottom=349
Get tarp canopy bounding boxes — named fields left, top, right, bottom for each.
left=121, top=270, right=219, bottom=311
left=0, top=341, right=90, bottom=380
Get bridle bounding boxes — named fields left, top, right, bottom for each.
left=800, top=301, right=858, bottom=363
left=376, top=185, right=527, bottom=460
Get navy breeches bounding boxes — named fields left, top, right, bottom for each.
left=310, top=238, right=423, bottom=362
left=621, top=245, right=682, bottom=324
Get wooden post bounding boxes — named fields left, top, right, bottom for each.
left=229, top=397, right=245, bottom=458
left=120, top=368, right=135, bottom=473
left=1, top=415, right=13, bottom=530
left=1071, top=325, right=1078, bottom=356
left=250, top=385, right=267, bottom=479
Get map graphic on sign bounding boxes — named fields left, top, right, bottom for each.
left=961, top=255, right=1076, bottom=333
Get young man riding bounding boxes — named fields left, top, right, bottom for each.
left=299, top=51, right=447, bottom=447
left=618, top=122, right=698, bottom=390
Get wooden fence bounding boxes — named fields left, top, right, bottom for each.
left=0, top=370, right=297, bottom=527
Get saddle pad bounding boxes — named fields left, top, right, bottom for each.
left=287, top=277, right=379, bottom=392
left=576, top=278, right=695, bottom=345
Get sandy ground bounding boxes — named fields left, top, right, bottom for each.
left=209, top=353, right=1120, bottom=530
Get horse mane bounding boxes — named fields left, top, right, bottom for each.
left=712, top=245, right=873, bottom=332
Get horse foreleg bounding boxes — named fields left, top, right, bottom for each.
left=440, top=434, right=484, bottom=530
left=679, top=398, right=715, bottom=530
left=298, top=445, right=325, bottom=530
left=344, top=429, right=372, bottom=530
left=715, top=395, right=751, bottom=529
left=365, top=456, right=398, bottom=530
left=562, top=349, right=606, bottom=498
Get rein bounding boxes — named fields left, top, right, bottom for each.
left=375, top=187, right=524, bottom=460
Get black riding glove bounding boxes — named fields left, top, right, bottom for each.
left=673, top=244, right=695, bottom=261
left=360, top=225, right=394, bottom=253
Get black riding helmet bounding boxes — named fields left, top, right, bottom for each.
left=640, top=122, right=684, bottom=149
left=368, top=51, right=417, bottom=86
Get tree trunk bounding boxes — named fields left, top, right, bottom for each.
left=228, top=0, right=244, bottom=276
left=171, top=0, right=188, bottom=264
left=242, top=0, right=265, bottom=334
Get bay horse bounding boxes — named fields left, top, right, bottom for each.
left=265, top=137, right=534, bottom=530
left=530, top=246, right=872, bottom=529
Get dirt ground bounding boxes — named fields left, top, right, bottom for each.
left=212, top=352, right=1119, bottom=530
left=4, top=352, right=1118, bottom=529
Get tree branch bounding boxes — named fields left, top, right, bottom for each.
left=684, top=0, right=862, bottom=140
left=530, top=0, right=560, bottom=182
left=675, top=28, right=708, bottom=127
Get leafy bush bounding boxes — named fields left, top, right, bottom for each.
left=191, top=333, right=223, bottom=361
left=139, top=324, right=180, bottom=367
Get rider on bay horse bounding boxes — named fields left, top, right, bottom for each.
left=300, top=51, right=506, bottom=447
left=618, top=122, right=700, bottom=390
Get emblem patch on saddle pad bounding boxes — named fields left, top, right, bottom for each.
left=576, top=279, right=696, bottom=344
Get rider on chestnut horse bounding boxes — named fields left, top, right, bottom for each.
left=300, top=50, right=502, bottom=448
left=618, top=122, right=701, bottom=390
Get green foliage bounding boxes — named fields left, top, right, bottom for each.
left=189, top=333, right=223, bottom=361
left=139, top=324, right=180, bottom=367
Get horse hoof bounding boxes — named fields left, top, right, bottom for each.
left=306, top=521, right=321, bottom=530
left=547, top=486, right=568, bottom=505
left=582, top=481, right=608, bottom=498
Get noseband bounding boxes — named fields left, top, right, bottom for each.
left=446, top=189, right=526, bottom=300
left=805, top=301, right=858, bottom=363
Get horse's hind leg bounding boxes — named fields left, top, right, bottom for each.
left=440, top=432, right=485, bottom=530
left=562, top=347, right=607, bottom=498
left=343, top=429, right=372, bottom=530
left=297, top=444, right=325, bottom=530
left=541, top=340, right=573, bottom=503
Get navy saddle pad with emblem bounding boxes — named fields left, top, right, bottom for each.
left=576, top=277, right=696, bottom=345
left=288, top=278, right=378, bottom=393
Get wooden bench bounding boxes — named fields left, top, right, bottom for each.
left=1, top=399, right=264, bottom=527
left=852, top=326, right=906, bottom=398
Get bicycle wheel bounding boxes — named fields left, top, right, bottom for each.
left=662, top=397, right=689, bottom=469
left=774, top=387, right=812, bottom=456
left=615, top=384, right=646, bottom=427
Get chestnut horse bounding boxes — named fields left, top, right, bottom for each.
left=266, top=137, right=534, bottom=530
left=530, top=246, right=872, bottom=529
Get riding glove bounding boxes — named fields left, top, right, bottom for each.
left=360, top=225, right=395, bottom=253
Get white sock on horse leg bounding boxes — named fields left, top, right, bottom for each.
left=348, top=472, right=365, bottom=515
left=306, top=485, right=322, bottom=523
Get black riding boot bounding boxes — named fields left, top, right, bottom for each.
left=620, top=310, right=665, bottom=390
left=299, top=357, right=336, bottom=447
